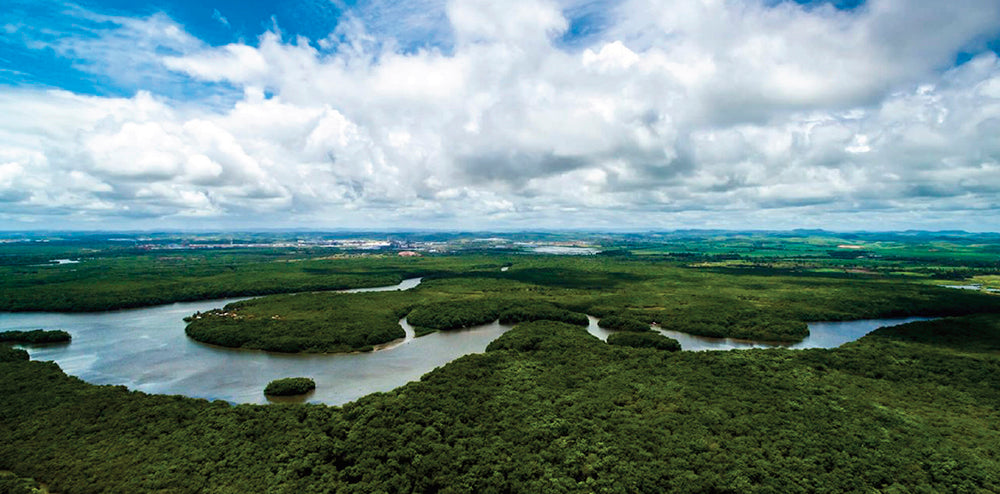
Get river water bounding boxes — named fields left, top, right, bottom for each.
left=1, top=278, right=932, bottom=405
left=2, top=278, right=516, bottom=405
left=584, top=315, right=934, bottom=350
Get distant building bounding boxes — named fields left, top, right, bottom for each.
left=398, top=251, right=421, bottom=257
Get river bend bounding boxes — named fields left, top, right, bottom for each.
left=2, top=277, right=932, bottom=405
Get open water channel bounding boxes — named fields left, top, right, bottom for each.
left=2, top=277, right=932, bottom=405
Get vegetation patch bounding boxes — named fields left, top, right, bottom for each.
left=406, top=298, right=589, bottom=332
left=596, top=315, right=650, bottom=332
left=862, top=314, right=1000, bottom=354
left=497, top=302, right=588, bottom=326
left=0, top=330, right=71, bottom=345
left=0, top=252, right=504, bottom=312
left=0, top=345, right=29, bottom=362
left=406, top=299, right=502, bottom=330
left=607, top=331, right=681, bottom=351
left=485, top=320, right=596, bottom=353
left=264, top=377, right=316, bottom=396
left=656, top=309, right=810, bottom=342
left=184, top=291, right=413, bottom=353
left=0, top=471, right=43, bottom=494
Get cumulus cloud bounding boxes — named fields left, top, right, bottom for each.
left=2, top=0, right=1000, bottom=229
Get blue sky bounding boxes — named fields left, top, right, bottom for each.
left=9, top=0, right=965, bottom=99
left=2, top=0, right=344, bottom=96
left=2, top=0, right=1000, bottom=230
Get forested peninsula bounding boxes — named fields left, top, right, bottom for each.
left=0, top=329, right=71, bottom=344
left=182, top=258, right=1000, bottom=352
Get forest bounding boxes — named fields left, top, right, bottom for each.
left=0, top=329, right=71, bottom=344
left=183, top=257, right=1000, bottom=351
left=3, top=230, right=999, bottom=314
left=2, top=234, right=1000, bottom=492
left=264, top=378, right=317, bottom=396
left=0, top=249, right=501, bottom=312
left=1, top=315, right=999, bottom=492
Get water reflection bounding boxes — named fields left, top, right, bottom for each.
left=265, top=389, right=316, bottom=404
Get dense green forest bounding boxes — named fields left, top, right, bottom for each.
left=0, top=471, right=43, bottom=494
left=596, top=315, right=654, bottom=332
left=183, top=257, right=1000, bottom=350
left=3, top=234, right=1000, bottom=491
left=0, top=345, right=29, bottom=362
left=184, top=291, right=414, bottom=353
left=0, top=329, right=71, bottom=344
left=3, top=230, right=999, bottom=314
left=2, top=315, right=999, bottom=492
left=264, top=378, right=317, bottom=396
left=0, top=251, right=503, bottom=312
left=606, top=331, right=682, bottom=350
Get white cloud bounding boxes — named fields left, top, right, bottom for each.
left=2, top=0, right=1000, bottom=230
left=212, top=9, right=230, bottom=28
left=56, top=10, right=205, bottom=92
left=162, top=44, right=269, bottom=83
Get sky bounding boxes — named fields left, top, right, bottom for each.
left=1, top=0, right=1000, bottom=231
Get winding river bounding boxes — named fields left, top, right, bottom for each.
left=1, top=277, right=932, bottom=405
left=585, top=315, right=934, bottom=350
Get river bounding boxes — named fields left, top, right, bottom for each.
left=1, top=277, right=933, bottom=405
left=584, top=315, right=934, bottom=350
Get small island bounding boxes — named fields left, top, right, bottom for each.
left=607, top=332, right=682, bottom=351
left=0, top=329, right=71, bottom=344
left=264, top=377, right=316, bottom=397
